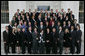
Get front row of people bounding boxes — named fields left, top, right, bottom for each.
left=3, top=24, right=82, bottom=54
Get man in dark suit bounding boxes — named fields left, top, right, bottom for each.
left=50, top=9, right=54, bottom=17
left=35, top=9, right=39, bottom=21
left=51, top=28, right=58, bottom=54
left=21, top=28, right=27, bottom=54
left=31, top=16, right=36, bottom=28
left=8, top=21, right=13, bottom=49
left=38, top=22, right=45, bottom=33
left=37, top=14, right=43, bottom=27
left=66, top=8, right=71, bottom=20
left=28, top=9, right=33, bottom=19
left=58, top=26, right=64, bottom=54
left=3, top=26, right=10, bottom=54
left=75, top=24, right=82, bottom=54
left=26, top=27, right=33, bottom=54
left=70, top=26, right=76, bottom=54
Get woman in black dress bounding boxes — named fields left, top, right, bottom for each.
left=16, top=28, right=22, bottom=54
left=63, top=28, right=70, bottom=54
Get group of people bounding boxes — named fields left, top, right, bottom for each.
left=3, top=8, right=82, bottom=54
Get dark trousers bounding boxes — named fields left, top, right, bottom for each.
left=46, top=46, right=51, bottom=54
left=75, top=42, right=81, bottom=54
left=11, top=43, right=16, bottom=53
left=32, top=43, right=38, bottom=54
left=52, top=43, right=57, bottom=54
left=58, top=42, right=63, bottom=54
left=39, top=43, right=45, bottom=54
left=70, top=41, right=75, bottom=54
left=27, top=44, right=32, bottom=54
left=21, top=43, right=26, bottom=54
left=4, top=43, right=9, bottom=54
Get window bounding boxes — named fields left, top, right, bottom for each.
left=37, top=6, right=50, bottom=11
left=79, top=1, right=84, bottom=23
left=1, top=1, right=9, bottom=24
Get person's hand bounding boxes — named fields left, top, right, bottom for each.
left=17, top=41, right=18, bottom=43
left=64, top=40, right=65, bottom=42
left=46, top=40, right=49, bottom=43
left=36, top=38, right=38, bottom=40
left=58, top=38, right=59, bottom=40
left=29, top=42, right=31, bottom=44
left=70, top=37, right=72, bottom=40
left=4, top=41, right=6, bottom=43
left=77, top=40, right=79, bottom=43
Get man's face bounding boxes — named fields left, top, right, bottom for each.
left=6, top=26, right=8, bottom=30
left=71, top=26, right=74, bottom=29
left=53, top=28, right=56, bottom=32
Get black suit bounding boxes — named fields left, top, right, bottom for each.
left=21, top=31, right=27, bottom=54
left=50, top=12, right=54, bottom=17
left=51, top=32, right=58, bottom=54
left=37, top=18, right=43, bottom=27
left=70, top=30, right=76, bottom=54
left=75, top=30, right=82, bottom=54
left=3, top=30, right=10, bottom=54
left=26, top=31, right=33, bottom=54
left=28, top=12, right=33, bottom=20
left=8, top=25, right=12, bottom=46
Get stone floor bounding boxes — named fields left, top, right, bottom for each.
left=1, top=32, right=84, bottom=55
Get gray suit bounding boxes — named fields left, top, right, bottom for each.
left=32, top=32, right=39, bottom=54
left=58, top=30, right=64, bottom=54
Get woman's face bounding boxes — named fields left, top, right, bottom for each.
left=34, top=28, right=37, bottom=31
left=65, top=29, right=68, bottom=33
left=59, top=27, right=62, bottom=30
left=47, top=29, right=50, bottom=32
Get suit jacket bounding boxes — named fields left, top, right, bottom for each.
left=51, top=32, right=58, bottom=44
left=11, top=32, right=17, bottom=44
left=70, top=30, right=76, bottom=43
left=3, top=30, right=10, bottom=44
left=8, top=25, right=12, bottom=33
left=50, top=12, right=54, bottom=17
left=21, top=31, right=27, bottom=44
left=58, top=30, right=64, bottom=43
left=37, top=18, right=43, bottom=27
left=28, top=12, right=33, bottom=20
left=16, top=31, right=22, bottom=44
left=26, top=31, right=33, bottom=45
left=45, top=32, right=52, bottom=46
left=76, top=30, right=82, bottom=42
